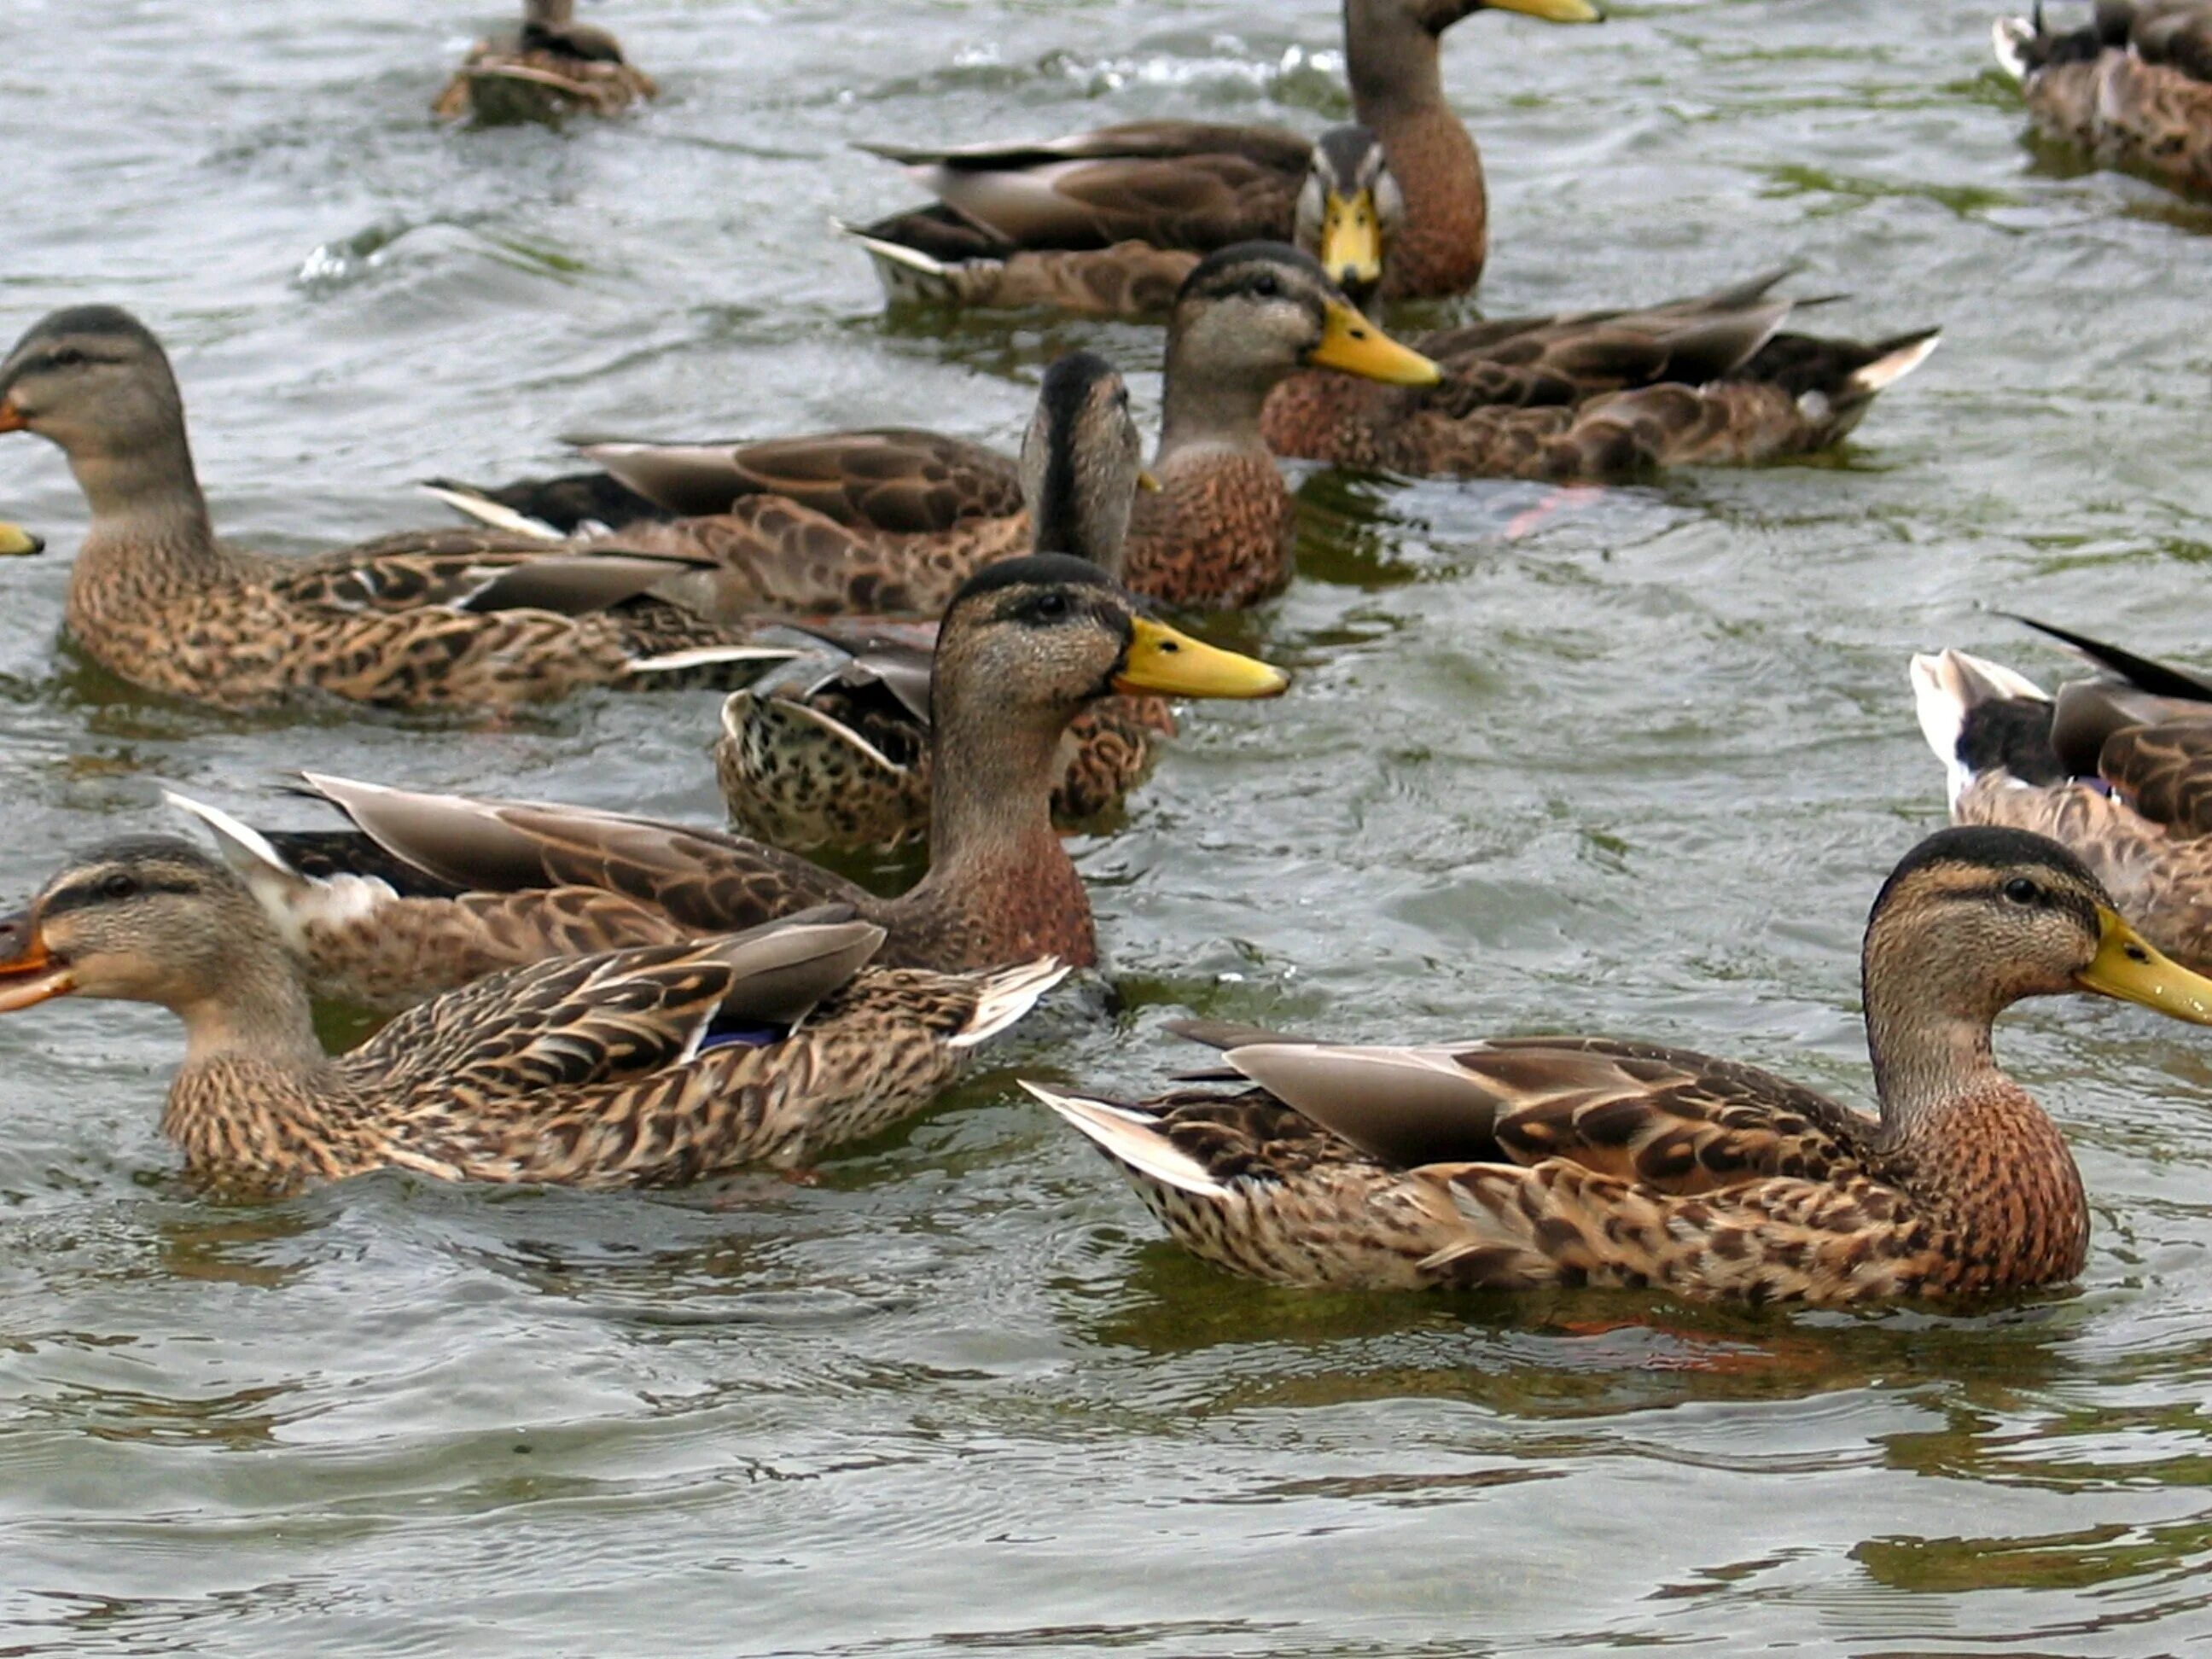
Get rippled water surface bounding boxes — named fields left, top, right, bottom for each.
left=6, top=0, right=2212, bottom=1652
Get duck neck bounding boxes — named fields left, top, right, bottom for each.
left=1860, top=919, right=2015, bottom=1138
left=1157, top=341, right=1272, bottom=463
left=1347, top=9, right=1448, bottom=123
left=172, top=948, right=330, bottom=1079
left=67, top=417, right=227, bottom=589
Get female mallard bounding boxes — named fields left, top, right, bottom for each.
left=841, top=0, right=1602, bottom=315
left=0, top=521, right=42, bottom=556
left=1254, top=153, right=1941, bottom=477
left=168, top=555, right=1289, bottom=1011
left=444, top=246, right=1440, bottom=612
left=1914, top=621, right=2212, bottom=968
left=434, top=0, right=656, bottom=125
left=0, top=837, right=1062, bottom=1195
left=1028, top=827, right=2212, bottom=1303
left=1994, top=3, right=2212, bottom=198
left=713, top=352, right=1178, bottom=851
left=0, top=306, right=777, bottom=711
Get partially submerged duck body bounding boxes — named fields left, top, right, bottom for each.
left=842, top=0, right=1602, bottom=316
left=1994, top=2, right=2212, bottom=198
left=1914, top=620, right=2212, bottom=969
left=0, top=838, right=1059, bottom=1196
left=0, top=307, right=777, bottom=712
left=434, top=0, right=656, bottom=125
left=170, top=556, right=1289, bottom=1010
left=1032, top=828, right=2212, bottom=1302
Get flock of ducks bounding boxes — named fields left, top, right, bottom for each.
left=0, top=0, right=2209, bottom=1308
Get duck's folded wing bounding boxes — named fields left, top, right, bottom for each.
left=296, top=773, right=866, bottom=930
left=2100, top=721, right=2212, bottom=840
left=1224, top=1036, right=1878, bottom=1193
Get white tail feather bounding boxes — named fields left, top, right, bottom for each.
left=1908, top=649, right=2050, bottom=809
left=164, top=789, right=392, bottom=948
left=628, top=644, right=808, bottom=675
left=1022, top=1083, right=1227, bottom=1197
left=417, top=482, right=562, bottom=539
left=1992, top=17, right=2034, bottom=81
left=951, top=958, right=1069, bottom=1049
left=1848, top=331, right=1941, bottom=396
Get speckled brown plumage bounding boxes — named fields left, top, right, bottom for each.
left=0, top=837, right=1062, bottom=1197
left=177, top=557, right=1287, bottom=1009
left=841, top=0, right=1601, bottom=317
left=0, top=306, right=775, bottom=713
left=433, top=0, right=656, bottom=125
left=1996, top=2, right=2212, bottom=198
left=1260, top=270, right=1940, bottom=480
left=1916, top=635, right=2212, bottom=969
left=1034, top=828, right=2212, bottom=1305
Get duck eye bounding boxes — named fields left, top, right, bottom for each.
left=99, top=871, right=139, bottom=901
left=45, top=346, right=85, bottom=370
left=2003, top=876, right=2040, bottom=906
left=1251, top=274, right=1281, bottom=299
left=1029, top=591, right=1070, bottom=621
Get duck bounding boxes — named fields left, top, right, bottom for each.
left=166, top=554, right=1289, bottom=1012
left=0, top=306, right=783, bottom=712
left=839, top=0, right=1603, bottom=316
left=1027, top=827, right=2212, bottom=1303
left=0, top=521, right=42, bottom=556
left=0, top=835, right=1062, bottom=1196
left=1994, top=3, right=2212, bottom=199
left=1913, top=620, right=2212, bottom=969
left=434, top=0, right=657, bottom=125
left=434, top=244, right=1441, bottom=613
left=1249, top=161, right=1941, bottom=476
left=712, top=352, right=1182, bottom=852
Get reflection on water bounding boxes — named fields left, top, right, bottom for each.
left=4, top=0, right=2212, bottom=1652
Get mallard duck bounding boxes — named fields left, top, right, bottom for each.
left=1028, top=827, right=2212, bottom=1303
left=437, top=245, right=1440, bottom=613
left=434, top=0, right=656, bottom=125
left=713, top=352, right=1178, bottom=851
left=0, top=835, right=1062, bottom=1195
left=167, top=555, right=1289, bottom=1011
left=1914, top=620, right=2212, bottom=968
left=1994, top=2, right=2212, bottom=198
left=839, top=0, right=1603, bottom=316
left=0, top=521, right=42, bottom=556
left=1251, top=175, right=1941, bottom=477
left=0, top=306, right=784, bottom=712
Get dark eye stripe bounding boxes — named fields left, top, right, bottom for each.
left=39, top=874, right=203, bottom=919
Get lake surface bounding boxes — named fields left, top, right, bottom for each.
left=5, top=0, right=2212, bottom=1652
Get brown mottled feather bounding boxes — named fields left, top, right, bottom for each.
left=2000, top=1, right=2212, bottom=198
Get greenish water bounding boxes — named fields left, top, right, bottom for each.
left=6, top=0, right=2212, bottom=1652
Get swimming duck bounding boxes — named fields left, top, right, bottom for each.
left=1028, top=827, right=2212, bottom=1302
left=1249, top=184, right=1940, bottom=477
left=0, top=521, right=42, bottom=556
left=0, top=306, right=777, bottom=712
left=1914, top=620, right=2212, bottom=969
left=434, top=0, right=656, bottom=125
left=439, top=245, right=1440, bottom=612
left=713, top=352, right=1179, bottom=851
left=168, top=555, right=1289, bottom=1011
left=0, top=836, right=1061, bottom=1195
left=1994, top=2, right=2212, bottom=198
left=840, top=0, right=1603, bottom=315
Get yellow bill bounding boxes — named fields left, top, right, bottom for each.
left=0, top=522, right=42, bottom=556
left=1307, top=300, right=1441, bottom=387
left=0, top=919, right=73, bottom=1012
left=1490, top=0, right=1604, bottom=22
left=0, top=399, right=25, bottom=434
left=2076, top=907, right=2212, bottom=1026
left=1318, top=191, right=1383, bottom=292
left=1115, top=615, right=1289, bottom=700
left=1136, top=469, right=1163, bottom=493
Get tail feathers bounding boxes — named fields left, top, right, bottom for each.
left=164, top=790, right=393, bottom=947
left=2005, top=616, right=2212, bottom=702
left=835, top=218, right=979, bottom=306
left=1845, top=329, right=1941, bottom=398
left=952, top=959, right=1070, bottom=1049
left=1021, top=1083, right=1228, bottom=1197
left=1910, top=649, right=2058, bottom=806
left=629, top=643, right=810, bottom=678
left=418, top=479, right=563, bottom=538
left=1993, top=15, right=2035, bottom=80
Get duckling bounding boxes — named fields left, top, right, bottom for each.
left=1914, top=620, right=2212, bottom=968
left=434, top=0, right=656, bottom=125
left=0, top=837, right=1061, bottom=1195
left=840, top=0, right=1602, bottom=315
left=0, top=306, right=777, bottom=712
left=169, top=556, right=1289, bottom=1011
left=437, top=245, right=1439, bottom=612
left=1029, top=828, right=2212, bottom=1302
left=713, top=352, right=1176, bottom=851
left=1994, top=2, right=2212, bottom=199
